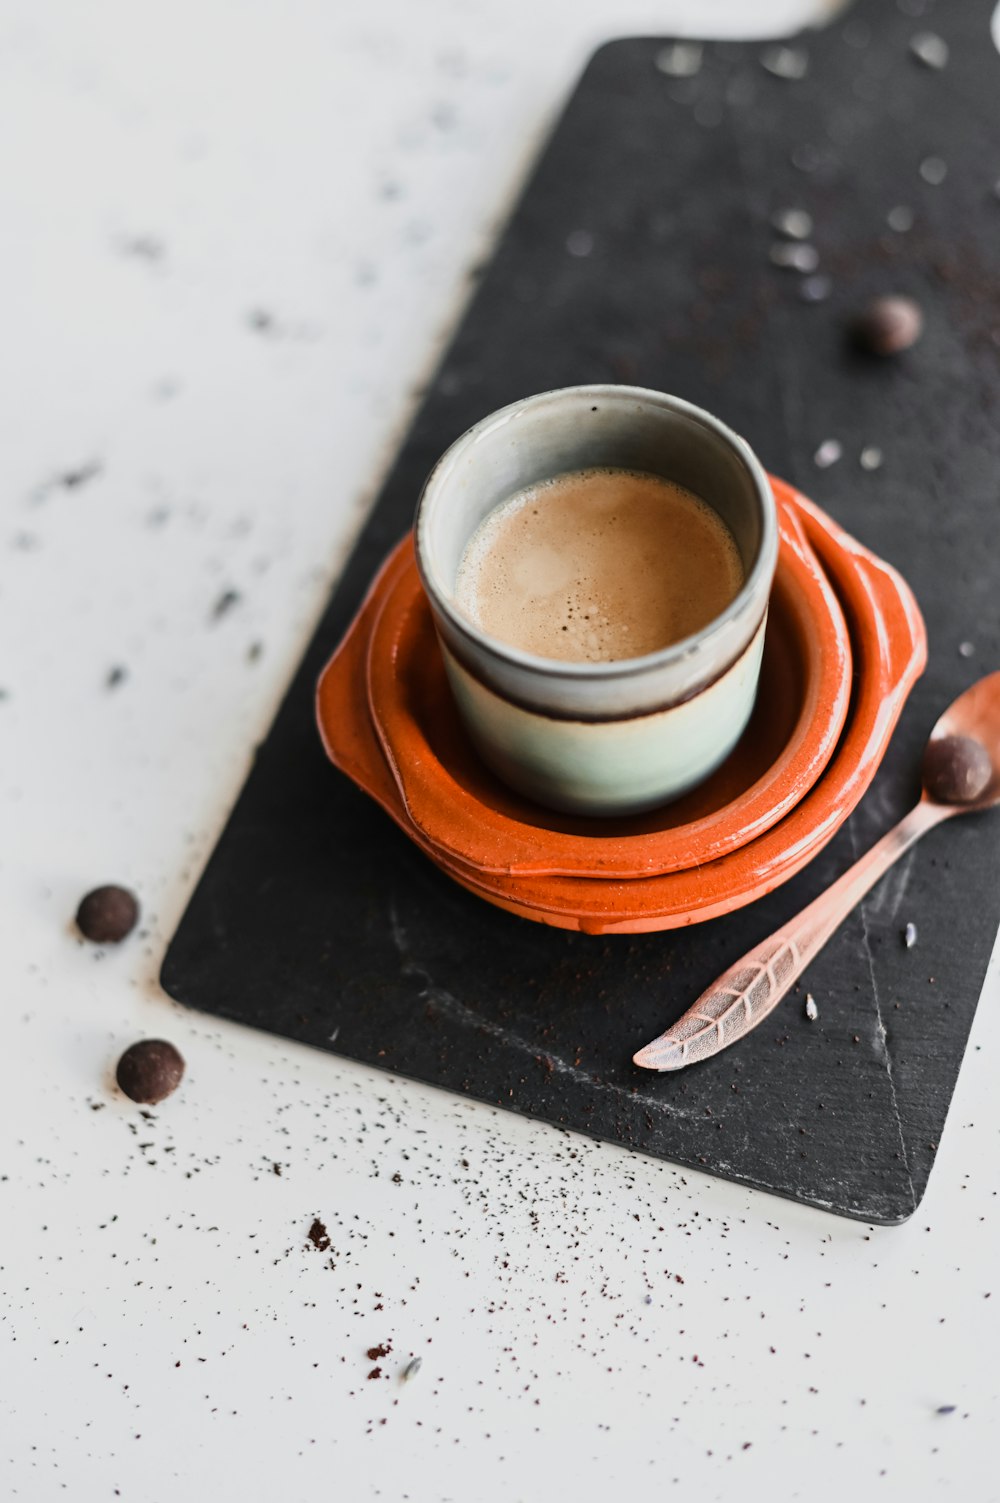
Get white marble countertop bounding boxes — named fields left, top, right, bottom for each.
left=4, top=1, right=999, bottom=1498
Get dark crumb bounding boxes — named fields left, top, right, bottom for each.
left=391, top=1171, right=402, bottom=1184
left=76, top=885, right=139, bottom=944
left=367, top=1367, right=382, bottom=1380
left=247, top=308, right=276, bottom=335
left=115, top=1040, right=185, bottom=1105
left=923, top=734, right=992, bottom=804
left=936, top=1405, right=957, bottom=1415
left=119, top=235, right=165, bottom=262
left=105, top=665, right=128, bottom=691
left=58, top=460, right=103, bottom=491
left=366, top=1343, right=391, bottom=1361
left=211, top=588, right=241, bottom=621
left=851, top=295, right=923, bottom=355
left=272, top=1162, right=282, bottom=1176
left=306, top=1218, right=331, bottom=1252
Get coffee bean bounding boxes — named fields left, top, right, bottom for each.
left=76, top=885, right=139, bottom=944
left=852, top=296, right=924, bottom=355
left=115, top=1040, right=185, bottom=1104
left=922, top=734, right=993, bottom=804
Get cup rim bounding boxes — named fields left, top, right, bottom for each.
left=413, top=383, right=778, bottom=684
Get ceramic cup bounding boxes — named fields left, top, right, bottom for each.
left=413, top=384, right=778, bottom=816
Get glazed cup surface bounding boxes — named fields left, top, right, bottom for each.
left=414, top=385, right=778, bottom=816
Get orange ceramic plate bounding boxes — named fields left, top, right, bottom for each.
left=315, top=484, right=926, bottom=934
left=366, top=487, right=851, bottom=878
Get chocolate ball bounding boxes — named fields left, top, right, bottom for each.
left=922, top=734, right=993, bottom=805
left=76, top=885, right=139, bottom=944
left=115, top=1040, right=185, bottom=1104
left=852, top=296, right=924, bottom=355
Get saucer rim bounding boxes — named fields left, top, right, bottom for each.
left=365, top=485, right=852, bottom=879
left=314, top=482, right=926, bottom=934
left=407, top=490, right=926, bottom=931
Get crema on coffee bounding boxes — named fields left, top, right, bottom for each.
left=454, top=468, right=744, bottom=665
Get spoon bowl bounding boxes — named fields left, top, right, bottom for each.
left=923, top=669, right=1000, bottom=810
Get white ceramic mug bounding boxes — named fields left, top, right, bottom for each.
left=414, top=385, right=778, bottom=816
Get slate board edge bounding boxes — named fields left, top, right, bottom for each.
left=160, top=970, right=916, bottom=1227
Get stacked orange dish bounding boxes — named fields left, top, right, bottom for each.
left=316, top=477, right=926, bottom=934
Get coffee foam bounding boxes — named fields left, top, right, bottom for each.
left=454, top=468, right=744, bottom=664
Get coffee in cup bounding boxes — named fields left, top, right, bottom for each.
left=454, top=467, right=744, bottom=664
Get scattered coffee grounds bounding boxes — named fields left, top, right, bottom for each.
left=247, top=308, right=276, bottom=334
left=306, top=1218, right=331, bottom=1252
left=57, top=460, right=103, bottom=491
left=76, top=885, right=139, bottom=944
left=211, top=588, right=241, bottom=621
left=115, top=1039, right=185, bottom=1104
left=366, top=1366, right=382, bottom=1380
left=366, top=1342, right=391, bottom=1361
left=119, top=234, right=166, bottom=262
left=922, top=733, right=993, bottom=804
left=851, top=295, right=923, bottom=355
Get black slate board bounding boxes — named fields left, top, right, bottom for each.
left=162, top=0, right=1000, bottom=1223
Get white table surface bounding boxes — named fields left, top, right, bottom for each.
left=4, top=1, right=1000, bottom=1498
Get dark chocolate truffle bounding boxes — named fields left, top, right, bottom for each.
left=115, top=1040, right=185, bottom=1104
left=852, top=295, right=924, bottom=355
left=76, top=885, right=139, bottom=944
left=922, top=733, right=992, bottom=804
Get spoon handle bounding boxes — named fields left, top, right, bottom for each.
left=633, top=800, right=946, bottom=1072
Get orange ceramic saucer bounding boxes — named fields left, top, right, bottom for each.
left=315, top=482, right=926, bottom=934
left=366, top=489, right=851, bottom=879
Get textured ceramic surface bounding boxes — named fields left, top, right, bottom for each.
left=413, top=385, right=778, bottom=812
left=437, top=621, right=768, bottom=815
left=315, top=484, right=926, bottom=933
left=367, top=487, right=851, bottom=877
